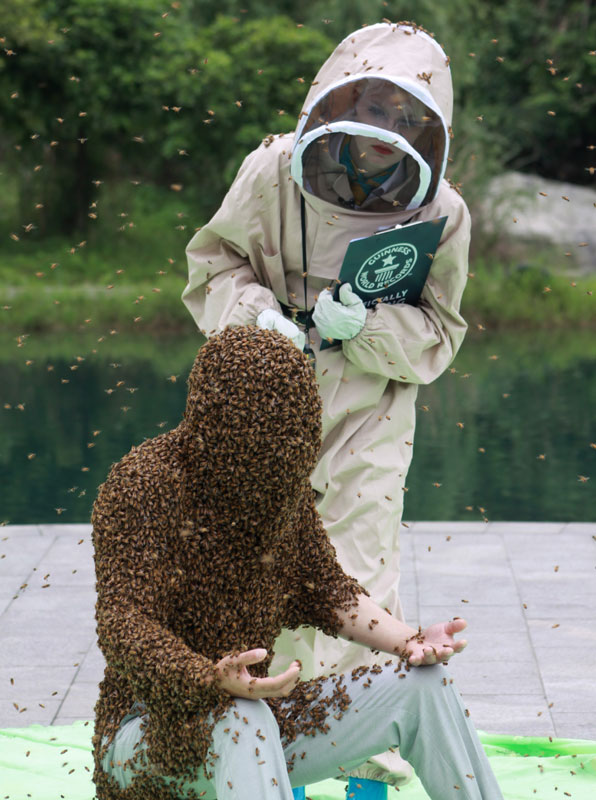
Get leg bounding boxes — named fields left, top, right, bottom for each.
left=101, top=664, right=503, bottom=800
left=101, top=698, right=297, bottom=800
left=206, top=698, right=296, bottom=800
left=281, top=663, right=504, bottom=800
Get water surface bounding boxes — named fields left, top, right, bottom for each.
left=0, top=329, right=594, bottom=524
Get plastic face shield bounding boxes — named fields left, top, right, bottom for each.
left=303, top=78, right=440, bottom=140
left=294, top=77, right=447, bottom=209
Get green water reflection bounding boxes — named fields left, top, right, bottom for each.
left=0, top=329, right=594, bottom=524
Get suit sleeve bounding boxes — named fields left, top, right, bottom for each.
left=341, top=188, right=471, bottom=384
left=182, top=147, right=282, bottom=336
left=92, top=466, right=221, bottom=712
left=283, top=491, right=364, bottom=635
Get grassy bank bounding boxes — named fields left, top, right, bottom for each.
left=0, top=280, right=194, bottom=333
left=461, top=261, right=596, bottom=330
left=1, top=263, right=593, bottom=333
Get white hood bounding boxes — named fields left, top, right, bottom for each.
left=290, top=23, right=453, bottom=212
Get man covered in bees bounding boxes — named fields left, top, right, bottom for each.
left=93, top=327, right=503, bottom=800
left=183, top=21, right=471, bottom=797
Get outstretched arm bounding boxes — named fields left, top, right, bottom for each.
left=285, top=494, right=466, bottom=666
left=335, top=592, right=467, bottom=666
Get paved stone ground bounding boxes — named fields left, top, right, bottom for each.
left=1, top=522, right=595, bottom=739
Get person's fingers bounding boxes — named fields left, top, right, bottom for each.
left=217, top=653, right=302, bottom=699
left=249, top=672, right=301, bottom=698
left=256, top=308, right=281, bottom=331
left=408, top=645, right=426, bottom=666
left=339, top=283, right=362, bottom=307
left=273, top=672, right=302, bottom=697
left=276, top=667, right=301, bottom=686
left=271, top=661, right=301, bottom=681
left=261, top=663, right=301, bottom=688
left=339, top=283, right=354, bottom=305
left=278, top=680, right=300, bottom=697
left=453, top=639, right=467, bottom=652
left=251, top=664, right=300, bottom=694
left=445, top=618, right=467, bottom=635
left=436, top=646, right=454, bottom=663
left=317, top=288, right=334, bottom=305
left=223, top=648, right=268, bottom=668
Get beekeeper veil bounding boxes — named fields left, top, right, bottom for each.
left=291, top=23, right=452, bottom=212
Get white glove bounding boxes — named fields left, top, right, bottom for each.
left=312, top=283, right=367, bottom=341
left=256, top=308, right=306, bottom=351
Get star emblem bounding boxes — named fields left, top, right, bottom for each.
left=382, top=254, right=396, bottom=267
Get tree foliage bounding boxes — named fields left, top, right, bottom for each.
left=0, top=0, right=593, bottom=236
left=460, top=0, right=595, bottom=182
left=1, top=0, right=176, bottom=231
left=0, top=1, right=333, bottom=233
left=153, top=15, right=333, bottom=193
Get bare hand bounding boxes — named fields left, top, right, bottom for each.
left=215, top=648, right=301, bottom=699
left=406, top=618, right=468, bottom=666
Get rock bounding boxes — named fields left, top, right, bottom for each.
left=478, top=172, right=596, bottom=274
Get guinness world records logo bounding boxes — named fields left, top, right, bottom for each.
left=355, top=243, right=418, bottom=294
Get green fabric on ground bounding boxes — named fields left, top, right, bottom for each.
left=0, top=721, right=94, bottom=799
left=0, top=723, right=595, bottom=799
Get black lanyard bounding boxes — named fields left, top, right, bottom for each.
left=300, top=194, right=316, bottom=368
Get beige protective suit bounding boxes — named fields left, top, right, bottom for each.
left=183, top=22, right=471, bottom=787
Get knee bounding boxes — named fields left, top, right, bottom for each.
left=369, top=662, right=450, bottom=706
left=234, top=698, right=279, bottom=725
left=210, top=698, right=282, bottom=773
left=399, top=663, right=449, bottom=693
left=216, top=698, right=281, bottom=741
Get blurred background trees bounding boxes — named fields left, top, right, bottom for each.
left=1, top=0, right=594, bottom=238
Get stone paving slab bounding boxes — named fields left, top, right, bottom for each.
left=57, top=681, right=99, bottom=720
left=0, top=535, right=53, bottom=577
left=516, top=578, right=596, bottom=607
left=445, top=659, right=545, bottom=696
left=550, top=712, right=596, bottom=739
left=416, top=573, right=522, bottom=607
left=0, top=525, right=43, bottom=537
left=0, top=521, right=595, bottom=739
left=461, top=695, right=557, bottom=738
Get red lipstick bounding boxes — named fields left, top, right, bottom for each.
left=372, top=144, right=393, bottom=155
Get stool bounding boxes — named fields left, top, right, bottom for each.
left=347, top=776, right=388, bottom=799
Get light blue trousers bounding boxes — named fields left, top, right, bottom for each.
left=102, top=663, right=504, bottom=800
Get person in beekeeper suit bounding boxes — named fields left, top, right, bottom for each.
left=183, top=21, right=471, bottom=800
